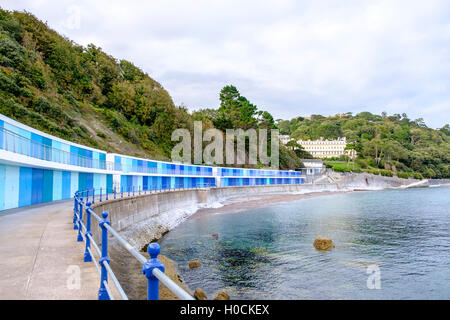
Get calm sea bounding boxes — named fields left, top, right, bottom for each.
left=159, top=187, right=450, bottom=299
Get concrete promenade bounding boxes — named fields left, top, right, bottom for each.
left=0, top=201, right=100, bottom=299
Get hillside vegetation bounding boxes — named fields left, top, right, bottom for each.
left=0, top=9, right=301, bottom=168
left=278, top=113, right=450, bottom=178
left=2, top=9, right=447, bottom=176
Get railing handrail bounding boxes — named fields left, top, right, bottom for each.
left=1, top=126, right=308, bottom=178
left=73, top=192, right=194, bottom=300
left=152, top=268, right=193, bottom=300
left=0, top=126, right=113, bottom=170
left=116, top=162, right=214, bottom=176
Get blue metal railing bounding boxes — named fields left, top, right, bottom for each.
left=0, top=127, right=113, bottom=170
left=219, top=168, right=303, bottom=178
left=116, top=162, right=214, bottom=176
left=0, top=126, right=308, bottom=179
left=73, top=190, right=194, bottom=300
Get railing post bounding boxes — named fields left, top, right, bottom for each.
left=73, top=195, right=78, bottom=230
left=121, top=186, right=123, bottom=198
left=98, top=211, right=111, bottom=300
left=92, top=188, right=95, bottom=204
left=142, top=243, right=165, bottom=300
left=77, top=197, right=84, bottom=242
left=128, top=187, right=130, bottom=197
left=138, top=186, right=141, bottom=196
left=84, top=202, right=92, bottom=262
left=132, top=186, right=135, bottom=197
left=100, top=187, right=102, bottom=202
left=106, top=188, right=109, bottom=201
left=114, top=187, right=116, bottom=200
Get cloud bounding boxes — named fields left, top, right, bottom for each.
left=2, top=0, right=450, bottom=128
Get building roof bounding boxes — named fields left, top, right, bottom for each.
left=301, top=159, right=323, bottom=163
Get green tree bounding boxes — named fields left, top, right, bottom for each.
left=216, top=85, right=257, bottom=130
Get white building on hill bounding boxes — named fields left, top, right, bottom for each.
left=297, top=137, right=352, bottom=159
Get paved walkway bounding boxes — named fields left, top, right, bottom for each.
left=0, top=201, right=100, bottom=299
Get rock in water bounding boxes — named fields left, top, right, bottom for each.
left=313, top=236, right=334, bottom=251
left=213, top=290, right=230, bottom=300
left=212, top=233, right=219, bottom=239
left=189, top=260, right=201, bottom=269
left=194, top=288, right=207, bottom=300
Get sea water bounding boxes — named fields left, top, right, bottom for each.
left=159, top=187, right=450, bottom=299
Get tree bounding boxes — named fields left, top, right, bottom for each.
left=216, top=85, right=257, bottom=130
left=439, top=124, right=449, bottom=136
left=276, top=119, right=291, bottom=134
left=256, top=110, right=276, bottom=129
left=286, top=140, right=301, bottom=151
left=413, top=118, right=426, bottom=127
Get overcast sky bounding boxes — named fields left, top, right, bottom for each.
left=2, top=0, right=450, bottom=128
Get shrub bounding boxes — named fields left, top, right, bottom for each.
left=424, top=168, right=436, bottom=178
left=32, top=97, right=63, bottom=119
left=0, top=70, right=22, bottom=95
left=0, top=15, right=24, bottom=42
left=356, top=158, right=368, bottom=169
left=380, top=170, right=393, bottom=177
left=19, top=86, right=33, bottom=98
left=366, top=158, right=377, bottom=167
left=333, top=166, right=350, bottom=173
left=397, top=172, right=409, bottom=179
left=0, top=37, right=26, bottom=68
left=413, top=172, right=423, bottom=179
left=96, top=131, right=106, bottom=139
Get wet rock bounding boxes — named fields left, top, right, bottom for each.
left=313, top=236, right=334, bottom=251
left=189, top=260, right=201, bottom=269
left=141, top=227, right=170, bottom=252
left=194, top=288, right=207, bottom=300
left=212, top=233, right=219, bottom=239
left=213, top=290, right=230, bottom=300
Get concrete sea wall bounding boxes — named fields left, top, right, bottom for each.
left=335, top=172, right=421, bottom=189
